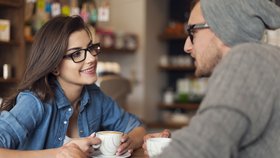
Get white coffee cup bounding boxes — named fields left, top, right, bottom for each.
left=147, top=137, right=172, bottom=157
left=95, top=131, right=123, bottom=156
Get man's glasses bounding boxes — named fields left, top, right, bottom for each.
left=185, top=23, right=210, bottom=43
left=63, top=42, right=101, bottom=63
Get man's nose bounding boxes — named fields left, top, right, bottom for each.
left=184, top=37, right=192, bottom=54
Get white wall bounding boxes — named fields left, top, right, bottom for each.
left=144, top=0, right=168, bottom=121
left=97, top=0, right=168, bottom=122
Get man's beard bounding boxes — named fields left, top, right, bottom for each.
left=194, top=45, right=223, bottom=78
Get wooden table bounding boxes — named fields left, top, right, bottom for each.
left=131, top=148, right=147, bottom=158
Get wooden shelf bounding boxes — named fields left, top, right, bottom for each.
left=145, top=103, right=199, bottom=129
left=159, top=103, right=200, bottom=111
left=0, top=0, right=22, bottom=8
left=159, top=65, right=195, bottom=71
left=159, top=33, right=187, bottom=41
left=25, top=38, right=33, bottom=44
left=0, top=78, right=18, bottom=83
left=0, top=0, right=25, bottom=97
left=0, top=40, right=19, bottom=46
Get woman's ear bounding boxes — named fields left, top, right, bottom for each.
left=52, top=69, right=60, bottom=76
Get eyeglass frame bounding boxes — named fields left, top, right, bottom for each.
left=63, top=41, right=101, bottom=63
left=185, top=23, right=210, bottom=43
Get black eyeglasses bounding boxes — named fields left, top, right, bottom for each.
left=185, top=23, right=210, bottom=43
left=63, top=42, right=101, bottom=63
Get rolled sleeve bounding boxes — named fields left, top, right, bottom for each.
left=0, top=111, right=28, bottom=148
left=0, top=92, right=44, bottom=148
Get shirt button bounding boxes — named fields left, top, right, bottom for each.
left=58, top=137, right=62, bottom=141
left=68, top=108, right=72, bottom=112
left=63, top=121, right=67, bottom=125
left=80, top=130, right=83, bottom=133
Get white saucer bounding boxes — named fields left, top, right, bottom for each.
left=92, top=150, right=131, bottom=158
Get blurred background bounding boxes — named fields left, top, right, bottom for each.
left=0, top=0, right=279, bottom=132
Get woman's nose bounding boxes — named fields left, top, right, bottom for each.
left=85, top=50, right=98, bottom=62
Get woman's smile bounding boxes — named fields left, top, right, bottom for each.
left=80, top=65, right=96, bottom=75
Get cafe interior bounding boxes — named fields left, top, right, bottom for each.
left=0, top=0, right=280, bottom=134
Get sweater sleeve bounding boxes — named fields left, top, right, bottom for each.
left=158, top=43, right=278, bottom=158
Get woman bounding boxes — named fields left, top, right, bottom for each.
left=0, top=16, right=145, bottom=158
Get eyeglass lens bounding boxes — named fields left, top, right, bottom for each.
left=69, top=43, right=101, bottom=63
left=185, top=23, right=209, bottom=44
left=187, top=26, right=194, bottom=43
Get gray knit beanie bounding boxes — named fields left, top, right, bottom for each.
left=200, top=0, right=280, bottom=47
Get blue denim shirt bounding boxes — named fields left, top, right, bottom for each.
left=0, top=83, right=142, bottom=150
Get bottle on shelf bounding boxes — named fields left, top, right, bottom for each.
left=0, top=19, right=10, bottom=42
left=163, top=88, right=175, bottom=105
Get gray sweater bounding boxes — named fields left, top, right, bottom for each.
left=158, top=43, right=280, bottom=158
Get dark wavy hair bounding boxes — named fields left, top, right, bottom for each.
left=0, top=16, right=91, bottom=111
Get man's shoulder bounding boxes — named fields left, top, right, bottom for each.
left=231, top=43, right=279, bottom=55
left=226, top=43, right=280, bottom=65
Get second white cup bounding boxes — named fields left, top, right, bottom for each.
left=147, top=137, right=172, bottom=157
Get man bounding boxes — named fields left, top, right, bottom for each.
left=143, top=0, right=280, bottom=157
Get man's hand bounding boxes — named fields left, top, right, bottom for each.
left=142, top=129, right=171, bottom=156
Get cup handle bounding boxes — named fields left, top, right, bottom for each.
left=92, top=144, right=101, bottom=149
left=91, top=132, right=101, bottom=149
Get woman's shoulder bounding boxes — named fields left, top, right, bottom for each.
left=3, top=91, right=46, bottom=133
left=16, top=91, right=45, bottom=113
left=17, top=91, right=41, bottom=101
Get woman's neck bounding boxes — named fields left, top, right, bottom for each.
left=65, top=87, right=83, bottom=108
left=57, top=79, right=83, bottom=107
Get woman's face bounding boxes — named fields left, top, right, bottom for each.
left=56, top=29, right=98, bottom=89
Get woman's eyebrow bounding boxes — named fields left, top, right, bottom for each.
left=66, top=40, right=92, bottom=52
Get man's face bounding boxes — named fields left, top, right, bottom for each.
left=184, top=2, right=225, bottom=77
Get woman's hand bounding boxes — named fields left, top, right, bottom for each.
left=116, top=134, right=133, bottom=156
left=56, top=143, right=87, bottom=158
left=66, top=133, right=101, bottom=157
left=142, top=129, right=171, bottom=156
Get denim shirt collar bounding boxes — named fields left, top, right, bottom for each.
left=53, top=80, right=90, bottom=110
